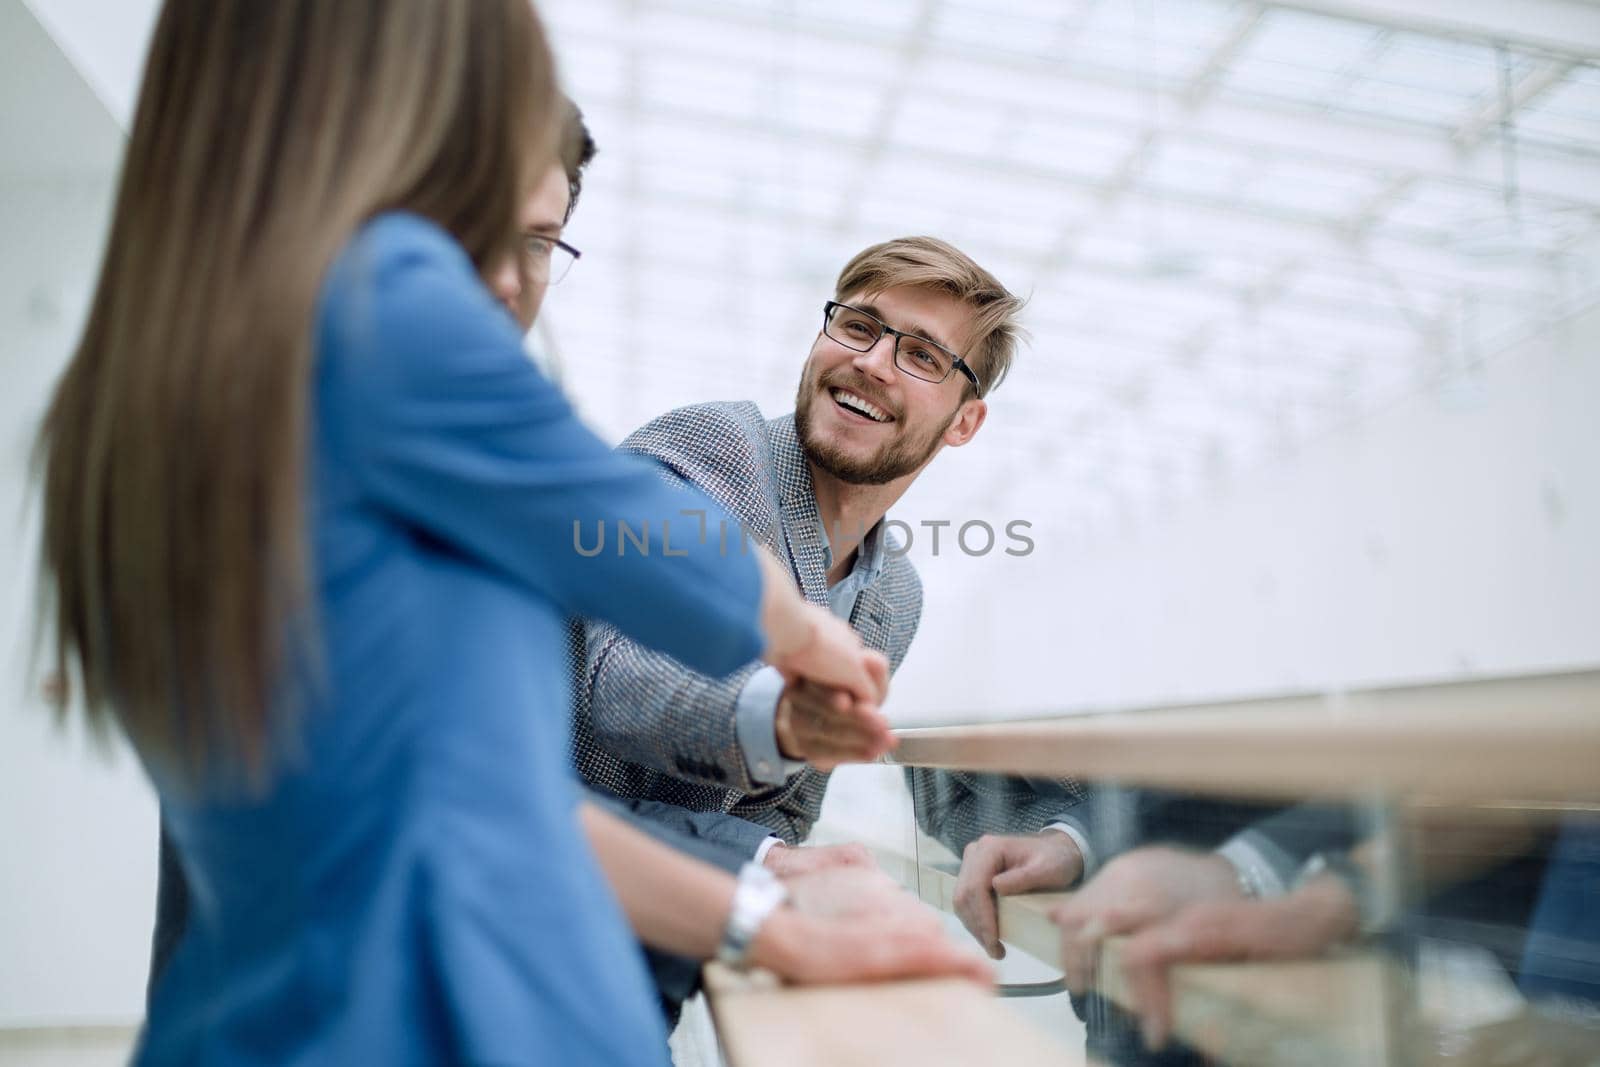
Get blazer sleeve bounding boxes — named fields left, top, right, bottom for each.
left=1218, top=801, right=1365, bottom=893
left=320, top=215, right=763, bottom=679
left=908, top=769, right=1094, bottom=857
left=584, top=616, right=769, bottom=792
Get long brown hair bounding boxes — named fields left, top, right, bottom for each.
left=37, top=0, right=557, bottom=784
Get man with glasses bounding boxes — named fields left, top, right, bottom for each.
left=571, top=236, right=1063, bottom=862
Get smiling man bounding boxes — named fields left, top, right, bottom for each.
left=570, top=236, right=1056, bottom=852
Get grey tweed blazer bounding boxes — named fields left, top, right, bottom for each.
left=568, top=402, right=923, bottom=843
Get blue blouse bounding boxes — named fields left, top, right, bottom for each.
left=138, top=214, right=763, bottom=1065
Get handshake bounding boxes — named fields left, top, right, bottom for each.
left=764, top=592, right=899, bottom=770
left=775, top=676, right=898, bottom=770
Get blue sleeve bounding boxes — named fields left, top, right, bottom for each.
left=317, top=214, right=763, bottom=677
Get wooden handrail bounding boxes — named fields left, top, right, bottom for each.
left=876, top=850, right=1399, bottom=1067
left=886, top=667, right=1600, bottom=802
left=703, top=964, right=1083, bottom=1067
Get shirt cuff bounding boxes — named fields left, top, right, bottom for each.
left=734, top=666, right=803, bottom=786
left=1216, top=832, right=1294, bottom=898
left=753, top=836, right=784, bottom=865
left=1042, top=819, right=1096, bottom=886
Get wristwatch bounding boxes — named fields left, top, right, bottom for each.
left=717, top=862, right=790, bottom=970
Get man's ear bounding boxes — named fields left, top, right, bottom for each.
left=942, top=397, right=987, bottom=448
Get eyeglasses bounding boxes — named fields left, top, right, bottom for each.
left=822, top=301, right=981, bottom=394
left=521, top=234, right=581, bottom=285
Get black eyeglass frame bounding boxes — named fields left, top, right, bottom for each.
left=522, top=234, right=583, bottom=285
left=821, top=300, right=982, bottom=395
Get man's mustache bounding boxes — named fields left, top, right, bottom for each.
left=817, top=373, right=899, bottom=423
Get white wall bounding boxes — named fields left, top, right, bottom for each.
left=888, top=297, right=1600, bottom=724
left=0, top=0, right=154, bottom=1028
left=0, top=175, right=159, bottom=1029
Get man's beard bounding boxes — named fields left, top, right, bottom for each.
left=794, top=368, right=954, bottom=486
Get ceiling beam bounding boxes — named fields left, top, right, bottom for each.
left=577, top=99, right=1561, bottom=293
left=1452, top=56, right=1579, bottom=150
left=1182, top=6, right=1267, bottom=109
left=557, top=13, right=1600, bottom=206
left=1264, top=0, right=1600, bottom=59
left=834, top=0, right=942, bottom=236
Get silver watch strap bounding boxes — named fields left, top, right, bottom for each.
left=717, top=862, right=789, bottom=970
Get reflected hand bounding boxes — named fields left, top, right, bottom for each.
left=1118, top=875, right=1360, bottom=1051
left=774, top=678, right=894, bottom=769
left=763, top=842, right=874, bottom=880
left=954, top=831, right=1084, bottom=960
left=1049, top=846, right=1243, bottom=996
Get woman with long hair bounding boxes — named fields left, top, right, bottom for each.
left=37, top=2, right=980, bottom=1062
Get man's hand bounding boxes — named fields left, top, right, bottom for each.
left=763, top=841, right=874, bottom=879
left=773, top=678, right=894, bottom=770
left=954, top=831, right=1084, bottom=959
left=1049, top=846, right=1244, bottom=995
left=1118, top=875, right=1360, bottom=1051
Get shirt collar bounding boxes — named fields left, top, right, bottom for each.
left=818, top=516, right=887, bottom=587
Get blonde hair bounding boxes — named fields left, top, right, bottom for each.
left=37, top=0, right=558, bottom=784
left=834, top=236, right=1025, bottom=397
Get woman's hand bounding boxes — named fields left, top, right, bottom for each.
left=751, top=895, right=993, bottom=988
left=769, top=596, right=889, bottom=704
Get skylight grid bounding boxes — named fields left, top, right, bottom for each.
left=789, top=0, right=926, bottom=36
left=891, top=86, right=1014, bottom=146
left=633, top=9, right=795, bottom=68
left=1363, top=32, right=1531, bottom=99
left=852, top=191, right=959, bottom=239
left=639, top=56, right=770, bottom=121
left=919, top=58, right=1088, bottom=119
left=940, top=0, right=1093, bottom=26
left=1215, top=56, right=1346, bottom=109
left=1379, top=178, right=1521, bottom=234
left=1515, top=64, right=1600, bottom=148
left=940, top=215, right=1061, bottom=258
left=1230, top=177, right=1373, bottom=220
left=530, top=0, right=1600, bottom=544
left=1331, top=79, right=1486, bottom=130
left=1062, top=33, right=1217, bottom=88
left=1008, top=114, right=1137, bottom=182
left=928, top=6, right=1068, bottom=63
left=1233, top=157, right=1386, bottom=218
left=553, top=39, right=628, bottom=103
left=1072, top=0, right=1237, bottom=56
left=742, top=174, right=844, bottom=223
left=773, top=80, right=890, bottom=140
left=541, top=0, right=628, bottom=41
left=1227, top=8, right=1382, bottom=80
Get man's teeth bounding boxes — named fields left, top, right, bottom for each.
left=832, top=388, right=891, bottom=423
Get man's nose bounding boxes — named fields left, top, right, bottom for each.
left=852, top=332, right=898, bottom=384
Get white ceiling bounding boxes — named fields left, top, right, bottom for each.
left=538, top=0, right=1600, bottom=541
left=15, top=0, right=1600, bottom=546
